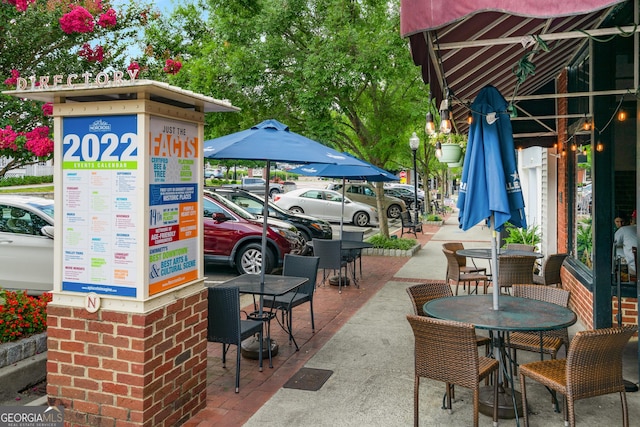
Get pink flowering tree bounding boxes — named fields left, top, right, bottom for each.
left=0, top=0, right=158, bottom=178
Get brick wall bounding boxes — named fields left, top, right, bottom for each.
left=561, top=268, right=593, bottom=328
left=561, top=268, right=638, bottom=331
left=556, top=69, right=638, bottom=332
left=46, top=289, right=208, bottom=427
left=557, top=71, right=569, bottom=253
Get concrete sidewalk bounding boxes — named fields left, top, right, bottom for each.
left=243, top=216, right=639, bottom=427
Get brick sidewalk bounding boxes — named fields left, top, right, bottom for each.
left=185, top=224, right=441, bottom=426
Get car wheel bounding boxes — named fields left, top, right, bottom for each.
left=236, top=243, right=274, bottom=275
left=387, top=204, right=402, bottom=219
left=298, top=230, right=312, bottom=255
left=289, top=206, right=304, bottom=214
left=353, top=211, right=370, bottom=227
left=269, top=188, right=280, bottom=198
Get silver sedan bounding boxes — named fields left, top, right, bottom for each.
left=273, top=188, right=378, bottom=227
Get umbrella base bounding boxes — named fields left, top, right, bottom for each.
left=241, top=336, right=279, bottom=360
left=478, top=386, right=523, bottom=419
left=328, top=276, right=350, bottom=287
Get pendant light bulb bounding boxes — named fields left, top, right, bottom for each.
left=440, top=110, right=452, bottom=134
left=617, top=109, right=627, bottom=122
left=425, top=112, right=436, bottom=135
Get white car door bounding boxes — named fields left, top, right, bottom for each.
left=0, top=205, right=53, bottom=294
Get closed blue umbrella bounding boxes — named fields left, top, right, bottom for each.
left=457, top=85, right=527, bottom=310
left=289, top=153, right=398, bottom=236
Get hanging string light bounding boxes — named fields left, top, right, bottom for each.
left=617, top=109, right=627, bottom=121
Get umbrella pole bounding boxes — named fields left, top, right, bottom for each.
left=340, top=177, right=346, bottom=239
left=259, top=161, right=271, bottom=312
left=491, top=214, right=499, bottom=311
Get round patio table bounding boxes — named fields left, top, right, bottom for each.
left=423, top=294, right=576, bottom=423
left=457, top=248, right=544, bottom=259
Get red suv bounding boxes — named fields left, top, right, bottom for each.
left=203, top=191, right=304, bottom=274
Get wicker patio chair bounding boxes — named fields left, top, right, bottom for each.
left=406, top=315, right=499, bottom=427
left=532, top=253, right=568, bottom=287
left=442, top=242, right=487, bottom=276
left=505, top=243, right=536, bottom=252
left=519, top=325, right=637, bottom=427
left=207, top=286, right=264, bottom=393
left=496, top=255, right=536, bottom=294
left=509, top=285, right=571, bottom=365
left=443, top=247, right=489, bottom=295
left=405, top=282, right=491, bottom=355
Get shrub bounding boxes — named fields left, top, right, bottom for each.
left=367, top=234, right=417, bottom=250
left=0, top=289, right=51, bottom=343
left=0, top=175, right=53, bottom=187
left=424, top=213, right=442, bottom=222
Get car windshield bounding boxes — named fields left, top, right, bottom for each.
left=208, top=192, right=255, bottom=220
left=26, top=201, right=54, bottom=218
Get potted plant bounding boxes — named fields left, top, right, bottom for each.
left=429, top=133, right=467, bottom=164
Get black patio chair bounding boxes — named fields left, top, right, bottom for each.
left=207, top=286, right=264, bottom=393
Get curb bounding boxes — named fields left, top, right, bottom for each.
left=0, top=352, right=47, bottom=404
left=362, top=243, right=421, bottom=257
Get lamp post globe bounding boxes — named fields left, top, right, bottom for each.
left=409, top=132, right=420, bottom=224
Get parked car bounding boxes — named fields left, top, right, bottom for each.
left=0, top=195, right=54, bottom=295
left=326, top=182, right=405, bottom=219
left=220, top=177, right=284, bottom=197
left=273, top=188, right=377, bottom=227
left=384, top=187, right=422, bottom=211
left=204, top=169, right=223, bottom=179
left=211, top=188, right=333, bottom=245
left=384, top=183, right=426, bottom=201
left=203, top=191, right=304, bottom=274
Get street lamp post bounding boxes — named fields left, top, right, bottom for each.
left=409, top=132, right=420, bottom=225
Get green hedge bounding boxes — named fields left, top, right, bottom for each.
left=0, top=175, right=53, bottom=187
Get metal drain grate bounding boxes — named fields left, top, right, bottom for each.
left=283, top=368, right=333, bottom=391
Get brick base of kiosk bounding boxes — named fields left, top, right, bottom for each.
left=46, top=289, right=207, bottom=426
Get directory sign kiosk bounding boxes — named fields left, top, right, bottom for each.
left=5, top=77, right=238, bottom=426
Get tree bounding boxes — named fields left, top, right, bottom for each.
left=141, top=0, right=430, bottom=236
left=0, top=0, right=157, bottom=177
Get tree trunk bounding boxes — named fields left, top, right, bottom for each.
left=373, top=182, right=390, bottom=238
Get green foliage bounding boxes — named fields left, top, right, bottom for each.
left=366, top=234, right=417, bottom=250
left=0, top=0, right=156, bottom=177
left=423, top=213, right=442, bottom=222
left=0, top=175, right=53, bottom=187
left=144, top=0, right=429, bottom=238
left=576, top=218, right=593, bottom=268
left=501, top=222, right=541, bottom=247
left=0, top=289, right=51, bottom=343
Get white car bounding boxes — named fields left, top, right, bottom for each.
left=384, top=183, right=425, bottom=200
left=273, top=188, right=378, bottom=227
left=0, top=195, right=54, bottom=295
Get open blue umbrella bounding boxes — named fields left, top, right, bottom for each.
left=457, top=85, right=527, bottom=310
left=289, top=153, right=398, bottom=237
left=203, top=119, right=363, bottom=286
